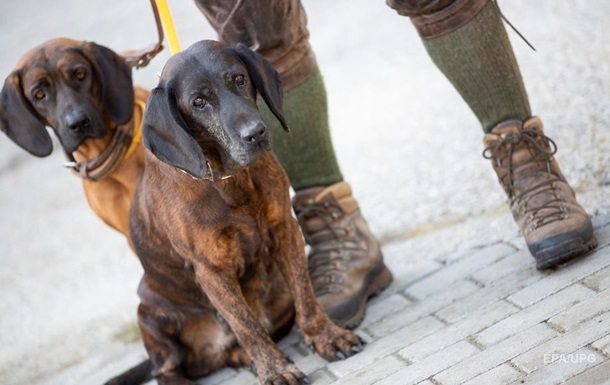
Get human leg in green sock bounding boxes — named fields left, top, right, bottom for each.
left=258, top=67, right=343, bottom=191
left=387, top=0, right=596, bottom=268
left=422, top=1, right=531, bottom=131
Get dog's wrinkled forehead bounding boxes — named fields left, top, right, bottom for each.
left=160, top=40, right=243, bottom=84
left=17, top=38, right=87, bottom=69
left=17, top=38, right=90, bottom=85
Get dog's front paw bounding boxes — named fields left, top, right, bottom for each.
left=306, top=325, right=365, bottom=362
left=258, top=364, right=310, bottom=385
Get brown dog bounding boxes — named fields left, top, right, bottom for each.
left=0, top=38, right=148, bottom=237
left=107, top=40, right=364, bottom=385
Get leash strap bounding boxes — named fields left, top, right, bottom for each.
left=122, top=0, right=166, bottom=68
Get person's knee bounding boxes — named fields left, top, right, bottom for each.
left=386, top=0, right=457, bottom=18
left=386, top=0, right=489, bottom=38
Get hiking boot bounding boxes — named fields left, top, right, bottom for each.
left=292, top=181, right=393, bottom=328
left=483, top=117, right=597, bottom=270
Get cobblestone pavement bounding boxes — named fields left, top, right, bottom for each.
left=1, top=1, right=610, bottom=385
left=36, top=215, right=610, bottom=385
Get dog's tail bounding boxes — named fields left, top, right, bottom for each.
left=104, top=359, right=153, bottom=385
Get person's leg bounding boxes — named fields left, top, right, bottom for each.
left=387, top=0, right=596, bottom=268
left=194, top=0, right=392, bottom=327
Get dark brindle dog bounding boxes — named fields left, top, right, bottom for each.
left=0, top=38, right=148, bottom=237
left=107, top=40, right=364, bottom=385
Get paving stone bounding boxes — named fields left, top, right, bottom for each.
left=583, top=265, right=610, bottom=291
left=433, top=323, right=557, bottom=385
left=508, top=250, right=610, bottom=307
left=406, top=243, right=515, bottom=300
left=328, top=316, right=445, bottom=378
left=367, top=280, right=477, bottom=338
left=440, top=248, right=476, bottom=264
left=217, top=370, right=257, bottom=385
left=476, top=284, right=596, bottom=346
left=282, top=344, right=309, bottom=364
left=508, top=237, right=527, bottom=253
left=512, top=311, right=610, bottom=373
left=460, top=363, right=522, bottom=385
left=436, top=265, right=540, bottom=323
left=330, top=355, right=405, bottom=385
left=376, top=340, right=480, bottom=385
left=561, top=359, right=610, bottom=385
left=276, top=329, right=301, bottom=350
left=304, top=369, right=336, bottom=385
left=198, top=368, right=238, bottom=385
left=593, top=223, right=610, bottom=248
left=382, top=259, right=444, bottom=296
left=469, top=248, right=532, bottom=286
left=548, top=288, right=610, bottom=331
left=399, top=300, right=517, bottom=362
left=360, top=293, right=411, bottom=328
left=592, top=214, right=610, bottom=230
left=591, top=334, right=610, bottom=355
left=292, top=351, right=328, bottom=376
left=510, top=347, right=604, bottom=385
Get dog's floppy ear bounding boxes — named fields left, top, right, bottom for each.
left=143, top=86, right=208, bottom=179
left=0, top=71, right=53, bottom=157
left=79, top=41, right=134, bottom=125
left=230, top=43, right=289, bottom=132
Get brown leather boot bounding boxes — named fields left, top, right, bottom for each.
left=292, top=181, right=393, bottom=328
left=483, top=117, right=597, bottom=270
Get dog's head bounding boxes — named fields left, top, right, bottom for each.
left=142, top=40, right=289, bottom=180
left=0, top=38, right=134, bottom=156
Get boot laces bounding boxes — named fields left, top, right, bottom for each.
left=296, top=200, right=363, bottom=295
left=483, top=129, right=565, bottom=228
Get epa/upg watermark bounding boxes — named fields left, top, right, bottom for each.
left=543, top=353, right=597, bottom=364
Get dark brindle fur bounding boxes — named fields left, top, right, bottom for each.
left=107, top=40, right=364, bottom=385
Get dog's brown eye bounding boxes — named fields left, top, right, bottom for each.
left=75, top=69, right=86, bottom=81
left=235, top=75, right=245, bottom=86
left=193, top=97, right=206, bottom=109
left=33, top=90, right=46, bottom=100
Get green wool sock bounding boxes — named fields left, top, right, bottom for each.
left=422, top=1, right=531, bottom=132
left=259, top=67, right=343, bottom=191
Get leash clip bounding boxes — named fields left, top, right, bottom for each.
left=63, top=161, right=79, bottom=169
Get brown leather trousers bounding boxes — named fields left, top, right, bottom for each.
left=194, top=0, right=488, bottom=90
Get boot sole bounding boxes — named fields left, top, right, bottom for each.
left=533, top=235, right=598, bottom=270
left=328, top=261, right=394, bottom=330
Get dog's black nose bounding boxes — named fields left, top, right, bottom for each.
left=66, top=111, right=91, bottom=132
left=240, top=122, right=267, bottom=145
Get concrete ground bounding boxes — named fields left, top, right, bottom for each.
left=1, top=0, right=609, bottom=384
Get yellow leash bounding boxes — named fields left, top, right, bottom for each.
left=154, top=0, right=182, bottom=54
left=122, top=0, right=181, bottom=163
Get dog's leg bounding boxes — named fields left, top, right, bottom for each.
left=156, top=373, right=197, bottom=385
left=137, top=304, right=197, bottom=385
left=192, top=262, right=308, bottom=385
left=272, top=218, right=365, bottom=362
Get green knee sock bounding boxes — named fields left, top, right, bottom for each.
left=422, top=1, right=531, bottom=132
left=259, top=67, right=343, bottom=191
